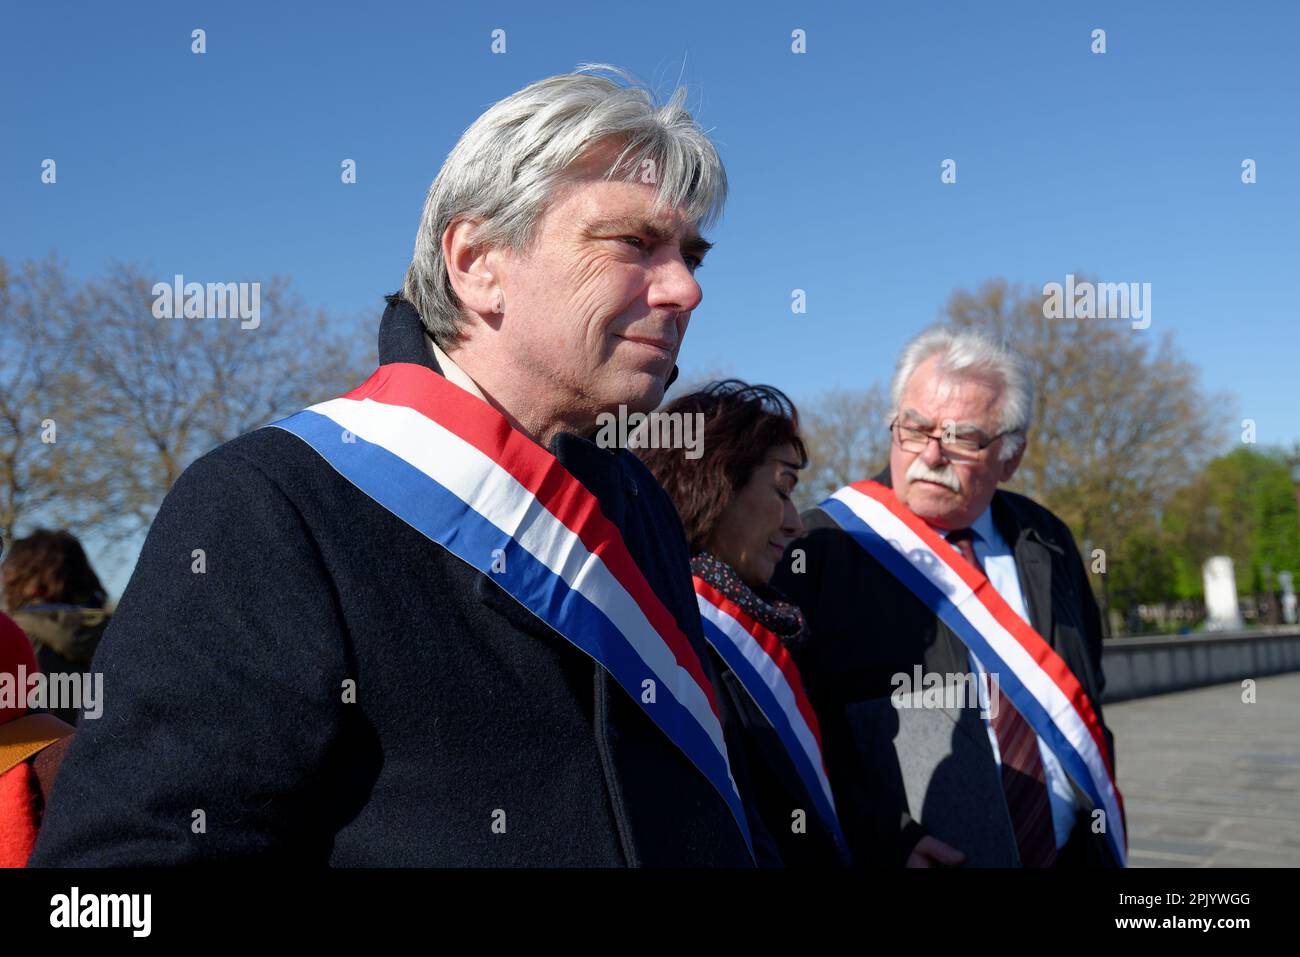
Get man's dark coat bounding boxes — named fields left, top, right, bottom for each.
left=771, top=471, right=1118, bottom=868
left=31, top=299, right=761, bottom=867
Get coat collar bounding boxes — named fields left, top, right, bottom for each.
left=378, top=295, right=440, bottom=370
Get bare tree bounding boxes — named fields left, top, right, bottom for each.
left=0, top=257, right=372, bottom=547
left=944, top=278, right=1228, bottom=543
left=797, top=384, right=893, bottom=511
left=0, top=256, right=100, bottom=544
left=944, top=278, right=1230, bottom=620
left=75, top=265, right=372, bottom=539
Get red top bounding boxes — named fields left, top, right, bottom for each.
left=0, top=611, right=41, bottom=867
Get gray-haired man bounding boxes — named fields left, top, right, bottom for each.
left=34, top=66, right=767, bottom=867
left=773, top=327, right=1123, bottom=868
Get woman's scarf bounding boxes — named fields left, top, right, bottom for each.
left=690, top=551, right=810, bottom=649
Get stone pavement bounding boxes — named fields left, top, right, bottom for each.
left=1107, top=671, right=1300, bottom=867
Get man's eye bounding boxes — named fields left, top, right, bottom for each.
left=619, top=236, right=645, bottom=250
left=684, top=255, right=703, bottom=271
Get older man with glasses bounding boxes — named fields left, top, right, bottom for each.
left=773, top=326, right=1123, bottom=869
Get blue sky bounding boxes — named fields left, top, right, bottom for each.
left=4, top=0, right=1298, bottom=595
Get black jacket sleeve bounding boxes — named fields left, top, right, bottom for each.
left=30, top=442, right=353, bottom=865
left=773, top=520, right=927, bottom=867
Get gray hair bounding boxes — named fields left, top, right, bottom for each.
left=400, top=63, right=728, bottom=347
left=889, top=326, right=1035, bottom=461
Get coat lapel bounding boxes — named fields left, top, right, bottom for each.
left=992, top=493, right=1055, bottom=645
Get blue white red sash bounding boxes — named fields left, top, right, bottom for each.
left=269, top=362, right=753, bottom=857
left=694, top=577, right=851, bottom=863
left=819, top=480, right=1127, bottom=866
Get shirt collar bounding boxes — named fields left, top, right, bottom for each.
left=428, top=339, right=487, bottom=401
left=968, top=504, right=998, bottom=544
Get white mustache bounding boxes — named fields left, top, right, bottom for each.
left=906, top=457, right=962, bottom=493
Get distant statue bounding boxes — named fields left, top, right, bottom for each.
left=1202, top=556, right=1244, bottom=631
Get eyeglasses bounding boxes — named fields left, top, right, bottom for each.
left=889, top=418, right=1015, bottom=460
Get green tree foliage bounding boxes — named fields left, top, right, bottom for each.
left=1163, top=448, right=1300, bottom=599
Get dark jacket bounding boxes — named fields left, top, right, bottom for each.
left=709, top=645, right=849, bottom=867
left=10, top=605, right=110, bottom=726
left=771, top=470, right=1116, bottom=868
left=31, top=298, right=761, bottom=867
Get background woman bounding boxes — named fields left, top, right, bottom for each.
left=639, top=380, right=848, bottom=866
left=2, top=529, right=111, bottom=726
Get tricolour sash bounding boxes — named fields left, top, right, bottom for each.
left=818, top=480, right=1127, bottom=866
left=269, top=363, right=752, bottom=857
left=694, top=577, right=851, bottom=863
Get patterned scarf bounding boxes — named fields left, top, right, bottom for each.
left=690, top=551, right=811, bottom=649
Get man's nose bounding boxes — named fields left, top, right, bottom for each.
left=648, top=255, right=703, bottom=314
left=921, top=436, right=947, bottom=467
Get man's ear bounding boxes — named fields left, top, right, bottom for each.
left=442, top=218, right=501, bottom=318
left=999, top=436, right=1027, bottom=482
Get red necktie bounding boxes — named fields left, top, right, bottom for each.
left=947, top=528, right=1058, bottom=868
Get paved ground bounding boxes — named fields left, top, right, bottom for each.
left=1108, top=671, right=1300, bottom=867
